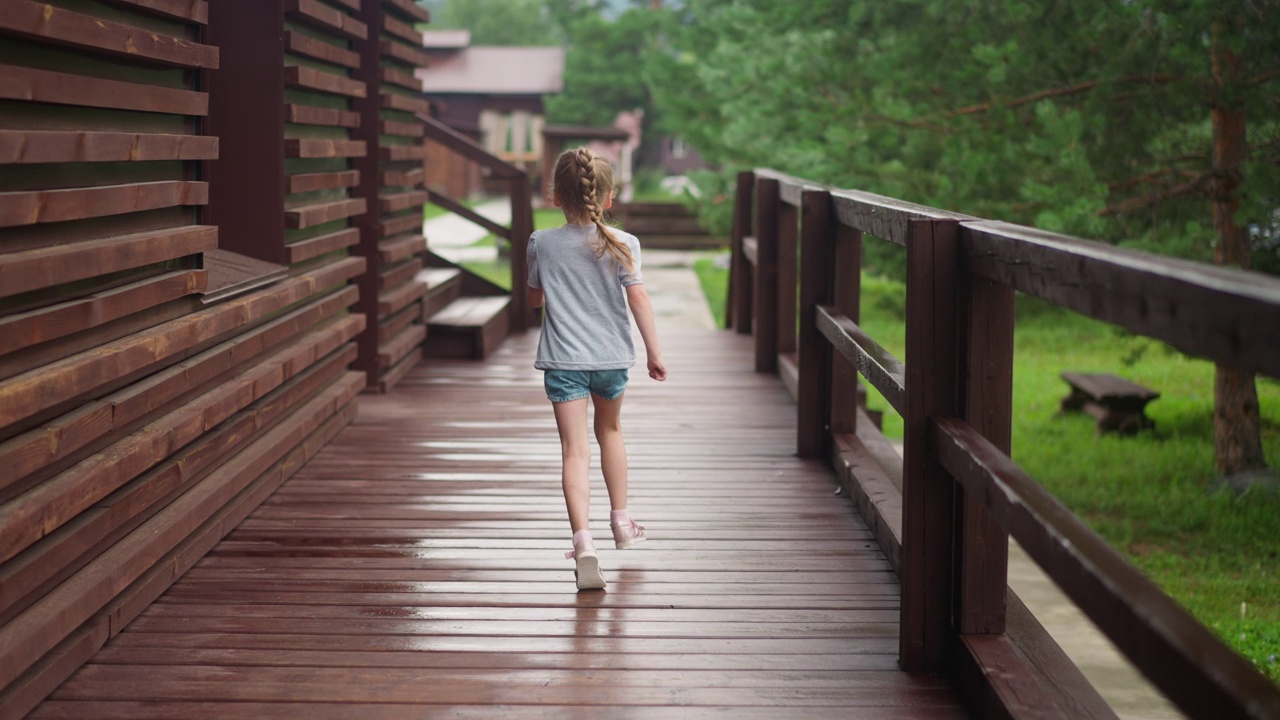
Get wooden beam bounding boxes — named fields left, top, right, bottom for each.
left=378, top=235, right=425, bottom=266
left=816, top=308, right=906, bottom=423
left=797, top=189, right=834, bottom=459
left=287, top=170, right=361, bottom=194
left=752, top=178, right=779, bottom=373
left=382, top=14, right=422, bottom=46
left=0, top=225, right=216, bottom=299
left=381, top=168, right=424, bottom=188
left=379, top=190, right=427, bottom=214
left=1, top=1, right=219, bottom=68
left=380, top=39, right=433, bottom=69
left=0, top=130, right=217, bottom=164
left=377, top=280, right=425, bottom=317
left=378, top=257, right=423, bottom=293
left=418, top=114, right=523, bottom=178
left=284, top=139, right=367, bottom=159
left=286, top=103, right=361, bottom=129
left=285, top=228, right=360, bottom=265
left=284, top=0, right=367, bottom=40
left=380, top=144, right=425, bottom=161
left=380, top=212, right=422, bottom=238
left=0, top=65, right=208, bottom=115
left=380, top=67, right=423, bottom=93
left=284, top=66, right=366, bottom=98
left=0, top=181, right=208, bottom=228
left=380, top=93, right=430, bottom=115
left=100, top=0, right=209, bottom=24
left=829, top=188, right=973, bottom=247
left=284, top=31, right=359, bottom=69
left=285, top=198, right=367, bottom=229
left=384, top=0, right=431, bottom=23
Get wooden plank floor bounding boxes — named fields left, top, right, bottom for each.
left=31, top=329, right=970, bottom=720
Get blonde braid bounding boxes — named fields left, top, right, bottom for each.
left=555, top=147, right=635, bottom=273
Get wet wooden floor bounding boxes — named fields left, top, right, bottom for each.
left=31, top=329, right=970, bottom=719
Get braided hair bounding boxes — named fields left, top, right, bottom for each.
left=553, top=147, right=635, bottom=273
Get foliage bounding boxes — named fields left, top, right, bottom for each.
left=647, top=0, right=1280, bottom=277
left=544, top=8, right=662, bottom=128
left=692, top=256, right=728, bottom=327
left=416, top=0, right=562, bottom=45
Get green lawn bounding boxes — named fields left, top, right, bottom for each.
left=695, top=267, right=1280, bottom=682
left=456, top=208, right=565, bottom=290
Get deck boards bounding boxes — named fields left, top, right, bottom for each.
left=31, top=329, right=970, bottom=719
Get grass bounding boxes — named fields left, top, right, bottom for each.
left=693, top=265, right=1280, bottom=682
left=455, top=208, right=566, bottom=290
left=693, top=256, right=729, bottom=328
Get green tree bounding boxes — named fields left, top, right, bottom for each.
left=544, top=8, right=661, bottom=127
left=417, top=0, right=562, bottom=45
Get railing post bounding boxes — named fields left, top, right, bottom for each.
left=509, top=174, right=532, bottom=332
left=729, top=170, right=755, bottom=333
left=830, top=224, right=862, bottom=435
left=776, top=202, right=798, bottom=362
left=900, top=218, right=960, bottom=674
left=753, top=177, right=779, bottom=373
left=798, top=189, right=834, bottom=458
left=954, top=267, right=1014, bottom=634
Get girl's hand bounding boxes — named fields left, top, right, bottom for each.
left=648, top=356, right=667, bottom=382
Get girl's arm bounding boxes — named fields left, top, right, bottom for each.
left=625, top=284, right=666, bottom=381
left=528, top=287, right=545, bottom=309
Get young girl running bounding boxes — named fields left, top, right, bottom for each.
left=526, top=147, right=667, bottom=591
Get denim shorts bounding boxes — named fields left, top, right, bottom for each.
left=544, top=369, right=629, bottom=403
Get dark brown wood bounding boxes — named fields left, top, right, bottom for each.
left=379, top=67, right=423, bottom=93
left=284, top=31, right=360, bottom=68
left=380, top=119, right=425, bottom=138
left=0, top=225, right=216, bottom=300
left=381, top=15, right=422, bottom=46
left=287, top=170, right=361, bottom=194
left=729, top=171, right=755, bottom=333
left=417, top=114, right=523, bottom=178
left=961, top=221, right=1280, bottom=379
left=900, top=219, right=960, bottom=674
left=284, top=0, right=368, bottom=40
left=932, top=417, right=1280, bottom=719
left=285, top=139, right=367, bottom=159
left=380, top=40, right=434, bottom=69
left=100, top=0, right=209, bottom=23
left=381, top=94, right=431, bottom=116
left=776, top=203, right=798, bottom=359
left=797, top=189, right=834, bottom=459
left=830, top=189, right=973, bottom=247
left=378, top=258, right=422, bottom=294
left=377, top=281, right=426, bottom=318
left=1059, top=372, right=1160, bottom=435
left=377, top=324, right=426, bottom=369
left=286, top=228, right=361, bottom=265
left=0, top=130, right=218, bottom=164
left=816, top=308, right=906, bottom=416
left=829, top=224, right=863, bottom=435
left=753, top=178, right=780, bottom=373
left=0, top=64, right=208, bottom=115
left=1, top=1, right=219, bottom=68
left=284, top=66, right=367, bottom=98
left=286, top=104, right=362, bottom=128
left=0, top=271, right=205, bottom=356
left=377, top=235, right=426, bottom=266
left=382, top=168, right=424, bottom=188
left=379, top=213, right=421, bottom=238
left=383, top=0, right=431, bottom=23
left=379, top=190, right=428, bottom=214
left=285, top=199, right=367, bottom=230
left=379, top=144, right=426, bottom=161
left=377, top=302, right=422, bottom=344
left=953, top=273, right=1014, bottom=636
left=509, top=175, right=533, bottom=332
left=0, top=181, right=208, bottom=228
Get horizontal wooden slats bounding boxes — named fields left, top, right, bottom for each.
left=0, top=225, right=216, bottom=300
left=379, top=144, right=425, bottom=161
left=285, top=199, right=367, bottom=230
left=376, top=323, right=425, bottom=369
left=0, top=65, right=208, bottom=116
left=100, top=0, right=209, bottom=24
left=0, top=271, right=206, bottom=356
left=932, top=416, right=1280, bottom=720
left=381, top=167, right=423, bottom=188
left=284, top=31, right=359, bottom=69
left=377, top=235, right=424, bottom=266
left=284, top=66, right=366, bottom=98
left=379, top=190, right=427, bottom=214
left=380, top=93, right=430, bottom=115
left=961, top=220, right=1280, bottom=379
left=285, top=139, right=367, bottom=159
left=286, top=228, right=360, bottom=265
left=816, top=306, right=905, bottom=416
left=377, top=301, right=422, bottom=343
left=379, top=213, right=421, bottom=238
left=378, top=258, right=422, bottom=293
left=0, top=130, right=218, bottom=164
left=376, top=280, right=425, bottom=317
left=0, top=181, right=208, bottom=228
left=287, top=103, right=362, bottom=129
left=379, top=40, right=433, bottom=69
left=0, top=258, right=364, bottom=432
left=381, top=15, right=422, bottom=46
left=287, top=170, right=361, bottom=194
left=383, top=0, right=431, bottom=23
left=0, top=1, right=220, bottom=69
left=378, top=119, right=424, bottom=138
left=284, top=0, right=367, bottom=41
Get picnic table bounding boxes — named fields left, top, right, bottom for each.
left=1059, top=372, right=1160, bottom=435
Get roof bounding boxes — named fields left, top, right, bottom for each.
left=543, top=124, right=629, bottom=141
left=420, top=30, right=471, bottom=49
left=416, top=46, right=566, bottom=95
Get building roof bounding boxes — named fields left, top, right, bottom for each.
left=420, top=30, right=471, bottom=49
left=416, top=46, right=566, bottom=95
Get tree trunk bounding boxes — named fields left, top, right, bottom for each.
left=1210, top=18, right=1267, bottom=477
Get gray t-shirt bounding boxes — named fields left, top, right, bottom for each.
left=527, top=223, right=643, bottom=370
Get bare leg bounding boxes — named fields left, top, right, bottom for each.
left=592, top=393, right=628, bottom=512
left=552, top=398, right=592, bottom=533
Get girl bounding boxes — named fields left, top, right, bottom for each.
left=526, top=147, right=667, bottom=591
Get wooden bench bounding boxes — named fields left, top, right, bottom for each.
left=1059, top=372, right=1160, bottom=435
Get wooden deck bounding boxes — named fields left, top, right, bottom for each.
left=29, top=329, right=970, bottom=720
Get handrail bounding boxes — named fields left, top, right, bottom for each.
left=415, top=112, right=534, bottom=331
left=729, top=166, right=1280, bottom=720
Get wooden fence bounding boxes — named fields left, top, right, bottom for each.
left=728, top=167, right=1280, bottom=719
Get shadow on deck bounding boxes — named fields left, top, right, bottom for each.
left=30, top=329, right=968, bottom=719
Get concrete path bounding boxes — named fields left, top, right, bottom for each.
left=424, top=199, right=511, bottom=263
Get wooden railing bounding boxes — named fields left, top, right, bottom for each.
left=417, top=114, right=536, bottom=331
left=727, top=168, right=1280, bottom=719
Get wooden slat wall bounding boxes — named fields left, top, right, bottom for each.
left=0, top=3, right=366, bottom=717
left=352, top=0, right=431, bottom=393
